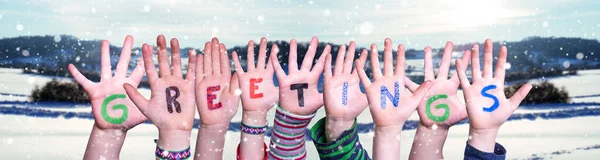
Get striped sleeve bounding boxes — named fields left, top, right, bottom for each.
left=268, top=107, right=315, bottom=160
left=310, top=117, right=371, bottom=160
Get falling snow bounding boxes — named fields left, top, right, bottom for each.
left=16, top=24, right=24, bottom=31
left=359, top=22, right=375, bottom=36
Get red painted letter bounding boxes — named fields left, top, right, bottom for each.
left=250, top=78, right=264, bottom=99
left=207, top=85, right=222, bottom=110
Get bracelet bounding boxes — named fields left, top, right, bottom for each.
left=241, top=122, right=268, bottom=135
left=154, top=143, right=191, bottom=160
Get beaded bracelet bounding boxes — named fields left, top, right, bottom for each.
left=241, top=122, right=268, bottom=135
left=154, top=139, right=191, bottom=160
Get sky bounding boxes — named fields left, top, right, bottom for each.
left=0, top=0, right=599, bottom=49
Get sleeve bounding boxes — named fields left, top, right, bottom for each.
left=268, top=107, right=316, bottom=160
left=463, top=142, right=507, bottom=160
left=310, top=117, right=371, bottom=160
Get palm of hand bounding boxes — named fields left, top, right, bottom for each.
left=145, top=77, right=196, bottom=131
left=463, top=79, right=511, bottom=130
left=278, top=73, right=322, bottom=115
left=416, top=79, right=467, bottom=128
left=238, top=72, right=278, bottom=111
left=366, top=78, right=417, bottom=127
left=323, top=74, right=367, bottom=121
left=88, top=78, right=147, bottom=130
left=196, top=75, right=239, bottom=125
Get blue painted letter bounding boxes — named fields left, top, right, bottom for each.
left=380, top=81, right=400, bottom=109
left=342, top=82, right=348, bottom=105
left=481, top=85, right=499, bottom=112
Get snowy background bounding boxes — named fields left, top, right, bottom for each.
left=1, top=0, right=600, bottom=159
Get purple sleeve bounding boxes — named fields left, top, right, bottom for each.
left=464, top=142, right=506, bottom=160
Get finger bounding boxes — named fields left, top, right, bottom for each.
left=423, top=46, right=434, bottom=80
left=142, top=44, right=159, bottom=85
left=411, top=80, right=433, bottom=103
left=450, top=50, right=472, bottom=85
left=495, top=46, right=507, bottom=80
left=471, top=44, right=482, bottom=82
left=186, top=49, right=196, bottom=81
left=301, top=37, right=319, bottom=71
left=203, top=42, right=212, bottom=75
left=482, top=39, right=493, bottom=79
left=170, top=38, right=182, bottom=78
left=257, top=37, right=268, bottom=70
left=396, top=44, right=406, bottom=77
left=211, top=38, right=221, bottom=74
left=265, top=44, right=277, bottom=73
left=123, top=83, right=149, bottom=114
left=100, top=40, right=112, bottom=80
left=156, top=35, right=171, bottom=77
left=271, top=47, right=286, bottom=79
left=115, top=35, right=133, bottom=78
left=220, top=43, right=231, bottom=77
left=289, top=39, right=299, bottom=72
left=437, top=41, right=454, bottom=80
left=129, top=58, right=145, bottom=86
left=324, top=51, right=333, bottom=80
left=311, top=44, right=329, bottom=75
left=334, top=44, right=346, bottom=76
left=370, top=44, right=383, bottom=79
left=404, top=76, right=419, bottom=93
left=232, top=51, right=245, bottom=76
left=195, top=52, right=205, bottom=82
left=383, top=38, right=394, bottom=76
left=355, top=49, right=371, bottom=87
left=343, top=41, right=357, bottom=74
left=229, top=73, right=240, bottom=94
left=455, top=54, right=471, bottom=88
left=68, top=64, right=94, bottom=88
left=247, top=40, right=256, bottom=72
left=509, top=83, right=532, bottom=111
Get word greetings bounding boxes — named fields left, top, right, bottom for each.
left=165, top=86, right=181, bottom=113
left=481, top=84, right=499, bottom=112
left=380, top=81, right=400, bottom=109
left=207, top=85, right=223, bottom=110
left=425, top=94, right=450, bottom=122
left=290, top=83, right=308, bottom=107
left=101, top=94, right=129, bottom=124
left=250, top=78, right=264, bottom=99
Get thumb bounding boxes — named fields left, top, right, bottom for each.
left=123, top=83, right=149, bottom=114
left=509, top=83, right=532, bottom=112
left=411, top=80, right=433, bottom=104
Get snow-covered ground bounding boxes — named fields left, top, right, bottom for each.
left=1, top=68, right=600, bottom=159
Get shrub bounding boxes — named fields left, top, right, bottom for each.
left=31, top=79, right=90, bottom=102
left=504, top=81, right=569, bottom=105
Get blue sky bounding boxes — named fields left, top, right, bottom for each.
left=1, top=0, right=599, bottom=49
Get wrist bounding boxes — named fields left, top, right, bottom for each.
left=325, top=117, right=354, bottom=141
left=417, top=123, right=449, bottom=136
left=468, top=127, right=499, bottom=153
left=157, top=129, right=192, bottom=151
left=242, top=110, right=268, bottom=127
left=375, top=124, right=403, bottom=135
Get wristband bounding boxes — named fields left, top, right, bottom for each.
left=154, top=139, right=191, bottom=160
left=241, top=122, right=268, bottom=135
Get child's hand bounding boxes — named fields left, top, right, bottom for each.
left=68, top=35, right=146, bottom=130
left=322, top=41, right=367, bottom=141
left=195, top=38, right=240, bottom=126
left=405, top=42, right=471, bottom=129
left=356, top=38, right=431, bottom=128
left=456, top=39, right=532, bottom=152
left=123, top=35, right=196, bottom=150
left=232, top=38, right=278, bottom=116
left=271, top=37, right=329, bottom=115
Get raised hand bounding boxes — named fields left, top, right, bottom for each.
left=194, top=38, right=240, bottom=160
left=271, top=36, right=329, bottom=115
left=69, top=35, right=146, bottom=130
left=455, top=39, right=532, bottom=152
left=124, top=35, right=196, bottom=150
left=195, top=38, right=240, bottom=126
left=356, top=38, right=431, bottom=160
left=69, top=35, right=146, bottom=159
left=322, top=41, right=367, bottom=141
left=406, top=42, right=471, bottom=128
